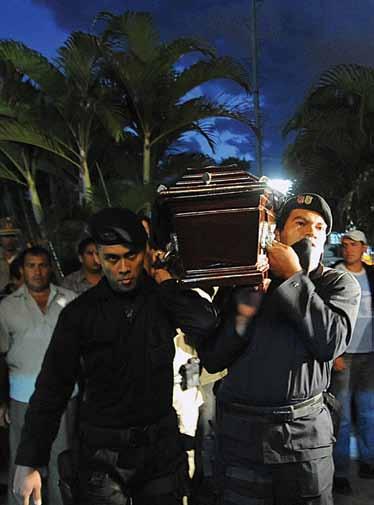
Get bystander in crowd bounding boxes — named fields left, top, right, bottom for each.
left=62, top=237, right=102, bottom=295
left=0, top=246, right=76, bottom=505
left=330, top=230, right=374, bottom=495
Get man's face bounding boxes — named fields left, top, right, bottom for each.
left=0, top=235, right=18, bottom=252
left=79, top=243, right=101, bottom=274
left=95, top=244, right=145, bottom=293
left=279, top=208, right=327, bottom=270
left=341, top=238, right=366, bottom=266
left=22, top=254, right=51, bottom=292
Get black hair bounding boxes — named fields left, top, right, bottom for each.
left=78, top=237, right=95, bottom=256
left=19, top=246, right=52, bottom=266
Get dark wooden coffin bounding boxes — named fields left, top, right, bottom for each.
left=154, top=165, right=282, bottom=287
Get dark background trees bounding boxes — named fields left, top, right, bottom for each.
left=0, top=9, right=255, bottom=271
left=283, top=64, right=374, bottom=241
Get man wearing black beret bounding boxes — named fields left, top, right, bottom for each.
left=12, top=207, right=217, bottom=505
left=197, top=193, right=360, bottom=504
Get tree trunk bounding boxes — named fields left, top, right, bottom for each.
left=17, top=186, right=38, bottom=244
left=26, top=170, right=45, bottom=227
left=81, top=156, right=92, bottom=203
left=26, top=170, right=64, bottom=280
left=143, top=134, right=151, bottom=185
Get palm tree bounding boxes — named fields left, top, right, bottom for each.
left=283, top=64, right=374, bottom=233
left=0, top=32, right=125, bottom=202
left=98, top=11, right=256, bottom=185
left=0, top=143, right=45, bottom=225
left=0, top=61, right=54, bottom=229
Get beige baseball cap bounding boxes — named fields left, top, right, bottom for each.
left=342, top=230, right=367, bottom=244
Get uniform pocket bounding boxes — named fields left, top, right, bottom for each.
left=297, top=457, right=333, bottom=497
left=272, top=456, right=333, bottom=502
left=288, top=406, right=334, bottom=451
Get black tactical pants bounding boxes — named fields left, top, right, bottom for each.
left=219, top=458, right=334, bottom=505
left=76, top=411, right=189, bottom=505
left=215, top=403, right=334, bottom=505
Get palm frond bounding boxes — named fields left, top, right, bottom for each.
left=0, top=119, right=81, bottom=169
left=316, top=64, right=374, bottom=98
left=97, top=11, right=160, bottom=62
left=0, top=40, right=65, bottom=96
left=0, top=143, right=29, bottom=179
left=55, top=32, right=103, bottom=94
left=0, top=159, right=27, bottom=185
left=151, top=97, right=257, bottom=146
left=94, top=101, right=128, bottom=142
left=179, top=120, right=218, bottom=153
left=172, top=57, right=251, bottom=102
left=158, top=38, right=216, bottom=67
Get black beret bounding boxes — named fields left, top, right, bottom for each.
left=277, top=193, right=333, bottom=234
left=89, top=207, right=147, bottom=250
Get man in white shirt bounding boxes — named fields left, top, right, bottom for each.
left=0, top=246, right=76, bottom=505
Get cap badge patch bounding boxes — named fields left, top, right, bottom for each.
left=296, top=195, right=305, bottom=204
left=296, top=195, right=313, bottom=205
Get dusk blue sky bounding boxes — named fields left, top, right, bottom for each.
left=2, top=1, right=374, bottom=177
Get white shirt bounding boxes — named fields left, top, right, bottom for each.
left=0, top=283, right=76, bottom=401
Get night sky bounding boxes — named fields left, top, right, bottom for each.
left=3, top=1, right=374, bottom=177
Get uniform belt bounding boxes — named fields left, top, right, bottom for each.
left=224, top=393, right=323, bottom=422
left=81, top=410, right=174, bottom=449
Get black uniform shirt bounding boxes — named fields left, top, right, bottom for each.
left=199, top=266, right=360, bottom=405
left=197, top=266, right=361, bottom=464
left=15, top=274, right=217, bottom=467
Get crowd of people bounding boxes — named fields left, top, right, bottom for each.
left=0, top=193, right=372, bottom=505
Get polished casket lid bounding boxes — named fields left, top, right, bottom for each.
left=154, top=166, right=282, bottom=287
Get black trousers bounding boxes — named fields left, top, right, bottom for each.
left=215, top=404, right=334, bottom=505
left=219, top=458, right=334, bottom=505
left=76, top=412, right=189, bottom=505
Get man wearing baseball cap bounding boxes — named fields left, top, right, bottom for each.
left=11, top=207, right=217, bottom=505
left=197, top=193, right=360, bottom=505
left=330, top=229, right=374, bottom=494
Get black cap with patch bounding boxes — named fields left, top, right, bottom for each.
left=277, top=193, right=333, bottom=234
left=89, top=207, right=147, bottom=250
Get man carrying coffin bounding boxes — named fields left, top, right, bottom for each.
left=12, top=207, right=217, bottom=505
left=197, top=194, right=360, bottom=505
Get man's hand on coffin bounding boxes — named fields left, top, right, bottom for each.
left=148, top=248, right=173, bottom=284
left=266, top=240, right=302, bottom=279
